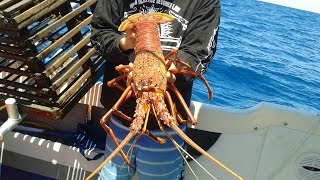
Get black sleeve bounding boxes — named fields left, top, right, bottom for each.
left=90, top=0, right=132, bottom=63
left=177, top=0, right=221, bottom=75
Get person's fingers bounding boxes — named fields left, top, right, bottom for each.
left=126, top=29, right=136, bottom=39
left=166, top=71, right=176, bottom=83
left=125, top=30, right=136, bottom=49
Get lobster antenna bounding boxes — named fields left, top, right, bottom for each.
left=85, top=131, right=137, bottom=180
left=172, top=139, right=218, bottom=180
left=161, top=128, right=201, bottom=180
left=170, top=123, right=244, bottom=180
left=152, top=106, right=214, bottom=180
left=125, top=133, right=142, bottom=176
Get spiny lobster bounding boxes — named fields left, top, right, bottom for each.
left=86, top=13, right=243, bottom=180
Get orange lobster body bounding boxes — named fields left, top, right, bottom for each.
left=132, top=18, right=168, bottom=104
left=86, top=13, right=243, bottom=180
left=132, top=14, right=167, bottom=94
left=120, top=13, right=175, bottom=131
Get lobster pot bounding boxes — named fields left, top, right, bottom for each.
left=0, top=0, right=104, bottom=120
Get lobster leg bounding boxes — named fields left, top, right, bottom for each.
left=165, top=49, right=191, bottom=70
left=106, top=73, right=129, bottom=91
left=171, top=69, right=213, bottom=100
left=142, top=105, right=151, bottom=133
left=144, top=129, right=167, bottom=144
left=164, top=48, right=178, bottom=61
left=167, top=82, right=198, bottom=125
left=164, top=90, right=178, bottom=125
left=176, top=112, right=188, bottom=124
left=115, top=64, right=133, bottom=73
left=113, top=109, right=133, bottom=122
left=164, top=90, right=188, bottom=124
left=100, top=86, right=133, bottom=167
left=115, top=64, right=133, bottom=86
left=169, top=123, right=244, bottom=180
left=86, top=130, right=137, bottom=180
left=164, top=49, right=213, bottom=100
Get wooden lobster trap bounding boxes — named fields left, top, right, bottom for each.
left=0, top=0, right=104, bottom=120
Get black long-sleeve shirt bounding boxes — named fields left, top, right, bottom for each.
left=90, top=0, right=220, bottom=129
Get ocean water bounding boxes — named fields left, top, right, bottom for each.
left=192, top=0, right=320, bottom=112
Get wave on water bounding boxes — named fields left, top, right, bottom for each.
left=192, top=0, right=320, bottom=111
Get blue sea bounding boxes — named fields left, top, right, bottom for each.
left=192, top=0, right=320, bottom=112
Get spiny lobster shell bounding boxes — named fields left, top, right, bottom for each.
left=119, top=13, right=174, bottom=94
left=132, top=51, right=167, bottom=93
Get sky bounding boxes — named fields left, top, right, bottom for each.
left=259, top=0, right=320, bottom=14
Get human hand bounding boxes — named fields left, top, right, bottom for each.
left=119, top=29, right=136, bottom=52
left=166, top=61, right=177, bottom=83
